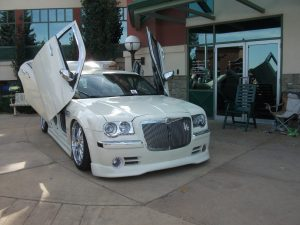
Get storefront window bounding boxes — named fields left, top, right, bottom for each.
left=24, top=9, right=73, bottom=46
left=188, top=18, right=281, bottom=91
left=189, top=26, right=214, bottom=90
left=189, top=31, right=213, bottom=46
left=189, top=46, right=214, bottom=90
left=66, top=9, right=73, bottom=21
left=0, top=10, right=16, bottom=60
left=57, top=9, right=65, bottom=22
left=119, top=7, right=128, bottom=43
left=30, top=23, right=47, bottom=44
left=49, top=23, right=70, bottom=40
left=0, top=10, right=15, bottom=46
left=188, top=16, right=282, bottom=118
left=216, top=27, right=280, bottom=43
left=49, top=9, right=56, bottom=22
left=40, top=9, right=48, bottom=22
left=215, top=17, right=281, bottom=43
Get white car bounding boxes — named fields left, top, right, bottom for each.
left=18, top=21, right=210, bottom=178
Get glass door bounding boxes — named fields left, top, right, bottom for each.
left=246, top=40, right=281, bottom=119
left=214, top=40, right=281, bottom=119
left=214, top=43, right=245, bottom=118
left=189, top=45, right=214, bottom=117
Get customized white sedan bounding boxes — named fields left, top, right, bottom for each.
left=18, top=21, right=210, bottom=178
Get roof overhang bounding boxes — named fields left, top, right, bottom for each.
left=128, top=0, right=215, bottom=29
left=236, top=0, right=265, bottom=13
left=128, top=0, right=265, bottom=30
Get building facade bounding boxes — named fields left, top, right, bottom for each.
left=0, top=0, right=127, bottom=93
left=126, top=0, right=300, bottom=119
left=1, top=0, right=299, bottom=120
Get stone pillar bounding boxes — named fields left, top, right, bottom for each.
left=282, top=74, right=300, bottom=93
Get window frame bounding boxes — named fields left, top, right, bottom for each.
left=0, top=10, right=16, bottom=47
left=23, top=8, right=74, bottom=46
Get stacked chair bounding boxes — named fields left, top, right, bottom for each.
left=223, top=83, right=257, bottom=131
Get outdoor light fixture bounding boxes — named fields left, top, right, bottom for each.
left=125, top=35, right=145, bottom=68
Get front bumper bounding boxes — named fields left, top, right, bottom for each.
left=86, top=129, right=210, bottom=178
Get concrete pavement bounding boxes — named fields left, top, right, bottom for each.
left=0, top=114, right=299, bottom=225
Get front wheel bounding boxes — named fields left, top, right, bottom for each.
left=40, top=117, right=48, bottom=133
left=71, top=121, right=91, bottom=170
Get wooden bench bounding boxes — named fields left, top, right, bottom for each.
left=10, top=93, right=30, bottom=115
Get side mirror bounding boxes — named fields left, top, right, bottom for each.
left=59, top=69, right=73, bottom=81
left=163, top=71, right=174, bottom=80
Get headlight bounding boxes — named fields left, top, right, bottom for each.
left=119, top=121, right=131, bottom=134
left=192, top=114, right=206, bottom=127
left=104, top=121, right=134, bottom=137
left=104, top=122, right=118, bottom=136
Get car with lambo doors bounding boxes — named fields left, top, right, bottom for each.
left=18, top=21, right=210, bottom=178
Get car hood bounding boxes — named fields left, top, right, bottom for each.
left=76, top=95, right=204, bottom=121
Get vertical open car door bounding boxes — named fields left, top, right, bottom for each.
left=146, top=27, right=170, bottom=95
left=20, top=21, right=86, bottom=122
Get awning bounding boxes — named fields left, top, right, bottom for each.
left=128, top=0, right=215, bottom=29
left=128, top=0, right=265, bottom=30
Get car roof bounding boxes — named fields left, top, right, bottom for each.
left=67, top=60, right=117, bottom=70
left=82, top=70, right=139, bottom=76
left=67, top=61, right=138, bottom=76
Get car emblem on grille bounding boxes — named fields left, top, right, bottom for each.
left=183, top=122, right=190, bottom=132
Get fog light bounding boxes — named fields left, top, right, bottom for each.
left=202, top=144, right=206, bottom=152
left=112, top=157, right=124, bottom=168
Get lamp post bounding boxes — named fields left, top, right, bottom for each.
left=125, top=35, right=141, bottom=69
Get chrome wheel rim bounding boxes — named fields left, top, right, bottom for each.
left=71, top=122, right=84, bottom=165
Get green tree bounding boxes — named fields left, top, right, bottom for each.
left=81, top=0, right=123, bottom=60
left=0, top=11, right=15, bottom=46
left=23, top=11, right=36, bottom=46
left=11, top=11, right=35, bottom=82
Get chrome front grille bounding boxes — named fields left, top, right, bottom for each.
left=142, top=117, right=192, bottom=151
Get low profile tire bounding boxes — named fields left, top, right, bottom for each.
left=40, top=117, right=48, bottom=133
left=71, top=121, right=91, bottom=171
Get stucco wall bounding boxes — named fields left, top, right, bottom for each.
left=0, top=0, right=82, bottom=10
left=0, top=0, right=127, bottom=10
left=0, top=62, right=15, bottom=81
left=187, top=0, right=300, bottom=75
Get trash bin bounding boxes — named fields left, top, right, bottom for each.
left=0, top=95, right=13, bottom=113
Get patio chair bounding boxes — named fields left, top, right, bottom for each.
left=223, top=83, right=257, bottom=131
left=265, top=93, right=300, bottom=135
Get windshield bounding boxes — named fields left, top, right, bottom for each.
left=75, top=73, right=159, bottom=98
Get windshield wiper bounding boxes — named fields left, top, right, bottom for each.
left=77, top=90, right=90, bottom=97
left=77, top=90, right=100, bottom=98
